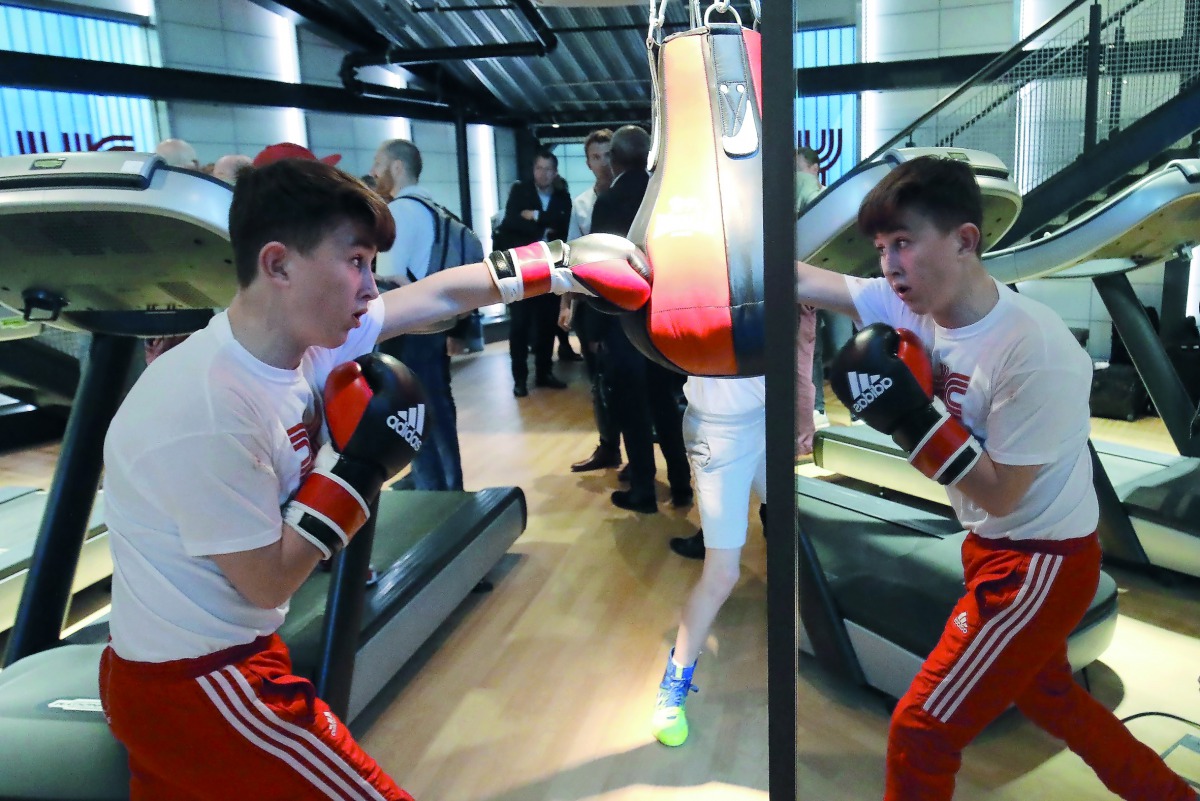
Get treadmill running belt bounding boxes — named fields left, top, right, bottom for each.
left=797, top=476, right=1119, bottom=696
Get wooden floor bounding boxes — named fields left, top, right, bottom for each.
left=4, top=341, right=1200, bottom=800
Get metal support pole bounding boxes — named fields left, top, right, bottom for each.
left=763, top=7, right=799, bottom=800
left=1095, top=271, right=1199, bottom=455
left=4, top=333, right=137, bottom=666
left=1088, top=441, right=1150, bottom=566
left=1106, top=25, right=1127, bottom=137
left=312, top=496, right=379, bottom=720
left=1083, top=2, right=1103, bottom=152
left=455, top=112, right=474, bottom=229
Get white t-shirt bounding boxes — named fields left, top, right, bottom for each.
left=568, top=186, right=598, bottom=240
left=684, top=375, right=765, bottom=417
left=375, top=185, right=436, bottom=284
left=104, top=301, right=385, bottom=662
left=847, top=275, right=1098, bottom=542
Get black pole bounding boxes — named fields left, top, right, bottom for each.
left=763, top=5, right=799, bottom=801
left=1106, top=24, right=1127, bottom=137
left=4, top=333, right=137, bottom=666
left=1095, top=271, right=1199, bottom=455
left=312, top=495, right=379, bottom=720
left=1088, top=441, right=1150, bottom=566
left=455, top=112, right=474, bottom=228
left=1083, top=2, right=1103, bottom=152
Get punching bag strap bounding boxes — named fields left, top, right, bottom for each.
left=708, top=14, right=758, bottom=157
left=645, top=0, right=760, bottom=171
left=646, top=0, right=668, bottom=171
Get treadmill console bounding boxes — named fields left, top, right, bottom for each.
left=0, top=152, right=160, bottom=191
left=0, top=152, right=236, bottom=336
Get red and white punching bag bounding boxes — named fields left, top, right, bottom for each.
left=624, top=3, right=764, bottom=377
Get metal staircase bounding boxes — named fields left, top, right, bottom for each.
left=865, top=0, right=1200, bottom=247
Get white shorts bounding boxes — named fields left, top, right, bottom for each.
left=682, top=405, right=766, bottom=550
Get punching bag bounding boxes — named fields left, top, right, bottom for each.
left=624, top=8, right=764, bottom=377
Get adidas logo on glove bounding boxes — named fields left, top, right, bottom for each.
left=846, top=372, right=893, bottom=414
left=387, top=405, right=425, bottom=450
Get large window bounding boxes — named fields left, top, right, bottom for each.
left=795, top=25, right=858, bottom=185
left=0, top=3, right=159, bottom=157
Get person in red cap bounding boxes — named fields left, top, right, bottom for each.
left=253, top=141, right=342, bottom=168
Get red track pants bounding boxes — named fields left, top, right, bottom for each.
left=99, top=634, right=413, bottom=801
left=885, top=532, right=1194, bottom=801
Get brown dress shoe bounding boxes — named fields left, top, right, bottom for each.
left=571, top=445, right=621, bottom=472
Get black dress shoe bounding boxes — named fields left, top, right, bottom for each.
left=558, top=348, right=584, bottom=362
left=571, top=445, right=621, bottom=472
left=669, top=530, right=705, bottom=560
left=671, top=490, right=694, bottom=509
left=616, top=464, right=630, bottom=483
left=611, top=490, right=657, bottom=514
left=535, top=373, right=568, bottom=389
left=513, top=383, right=529, bottom=398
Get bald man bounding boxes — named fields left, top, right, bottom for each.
left=212, top=154, right=252, bottom=185
left=154, top=138, right=199, bottom=170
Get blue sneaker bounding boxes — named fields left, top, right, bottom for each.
left=652, top=650, right=698, bottom=746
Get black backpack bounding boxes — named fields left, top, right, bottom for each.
left=397, top=196, right=485, bottom=283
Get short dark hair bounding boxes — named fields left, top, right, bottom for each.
left=533, top=149, right=558, bottom=169
left=857, top=156, right=984, bottom=255
left=584, top=129, right=613, bottom=152
left=610, top=125, right=650, bottom=172
left=229, top=159, right=396, bottom=287
left=796, top=145, right=819, bottom=166
left=380, top=138, right=422, bottom=181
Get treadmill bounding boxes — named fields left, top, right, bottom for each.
left=815, top=158, right=1200, bottom=578
left=0, top=153, right=527, bottom=800
left=793, top=147, right=1119, bottom=696
left=0, top=488, right=108, bottom=635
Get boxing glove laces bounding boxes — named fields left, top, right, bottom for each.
left=485, top=233, right=652, bottom=313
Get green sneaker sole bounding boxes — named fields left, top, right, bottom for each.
left=652, top=709, right=689, bottom=747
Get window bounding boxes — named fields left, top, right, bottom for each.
left=796, top=25, right=858, bottom=185
left=0, top=3, right=159, bottom=157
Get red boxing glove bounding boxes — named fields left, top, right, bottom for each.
left=896, top=328, right=933, bottom=396
left=283, top=354, right=427, bottom=558
left=485, top=233, right=652, bottom=313
left=891, top=328, right=982, bottom=486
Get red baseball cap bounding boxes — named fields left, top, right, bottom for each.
left=252, top=142, right=342, bottom=168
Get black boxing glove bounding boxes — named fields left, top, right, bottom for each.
left=831, top=324, right=981, bottom=486
left=283, top=353, right=428, bottom=558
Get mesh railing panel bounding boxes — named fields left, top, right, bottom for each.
left=887, top=0, right=1200, bottom=195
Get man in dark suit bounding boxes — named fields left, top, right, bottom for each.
left=590, top=126, right=692, bottom=514
left=496, top=149, right=573, bottom=397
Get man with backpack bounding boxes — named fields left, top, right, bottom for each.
left=371, top=138, right=481, bottom=491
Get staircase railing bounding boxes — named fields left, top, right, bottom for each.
left=866, top=0, right=1200, bottom=197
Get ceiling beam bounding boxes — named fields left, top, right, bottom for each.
left=0, top=50, right=508, bottom=124
left=246, top=0, right=500, bottom=113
